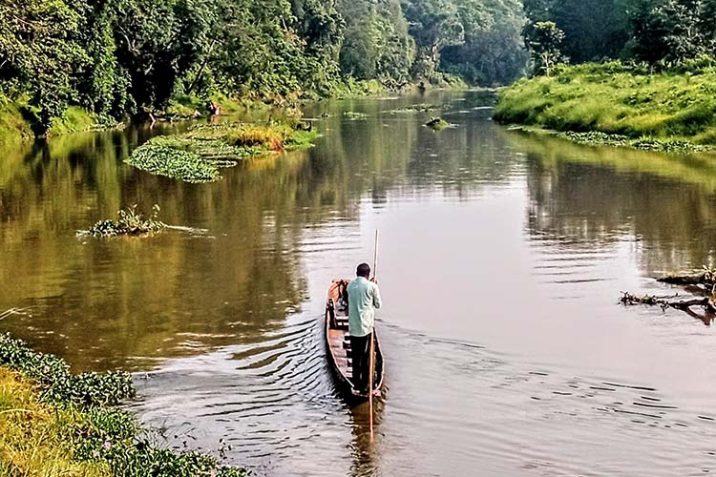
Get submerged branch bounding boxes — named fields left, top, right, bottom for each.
left=620, top=267, right=716, bottom=324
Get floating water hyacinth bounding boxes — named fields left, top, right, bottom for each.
left=0, top=332, right=248, bottom=477
left=126, top=123, right=318, bottom=182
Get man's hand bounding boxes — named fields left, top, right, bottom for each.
left=370, top=277, right=378, bottom=284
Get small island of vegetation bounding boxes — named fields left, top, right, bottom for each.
left=126, top=123, right=318, bottom=182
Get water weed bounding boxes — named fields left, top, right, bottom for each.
left=0, top=333, right=248, bottom=477
left=126, top=123, right=318, bottom=182
left=79, top=205, right=167, bottom=238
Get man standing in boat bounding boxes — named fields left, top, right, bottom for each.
left=347, top=263, right=382, bottom=394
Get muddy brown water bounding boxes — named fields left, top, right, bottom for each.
left=3, top=91, right=716, bottom=476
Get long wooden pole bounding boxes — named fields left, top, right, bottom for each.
left=369, top=229, right=379, bottom=442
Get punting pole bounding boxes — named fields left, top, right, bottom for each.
left=369, top=229, right=379, bottom=442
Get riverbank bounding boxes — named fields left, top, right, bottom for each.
left=0, top=333, right=246, bottom=477
left=0, top=93, right=249, bottom=148
left=494, top=62, right=716, bottom=150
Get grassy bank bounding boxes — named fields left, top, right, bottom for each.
left=0, top=97, right=102, bottom=147
left=494, top=62, right=716, bottom=148
left=0, top=98, right=34, bottom=147
left=0, top=333, right=246, bottom=477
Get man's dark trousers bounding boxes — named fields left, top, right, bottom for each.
left=350, top=333, right=372, bottom=393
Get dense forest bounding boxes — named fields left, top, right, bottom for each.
left=523, top=0, right=716, bottom=75
left=4, top=0, right=715, bottom=137
left=0, top=0, right=526, bottom=135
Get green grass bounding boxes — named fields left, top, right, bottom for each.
left=49, top=107, right=99, bottom=137
left=0, top=97, right=33, bottom=147
left=0, top=333, right=248, bottom=477
left=0, top=368, right=110, bottom=477
left=330, top=79, right=387, bottom=99
left=494, top=62, right=716, bottom=147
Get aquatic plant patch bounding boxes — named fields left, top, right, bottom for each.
left=126, top=136, right=230, bottom=183
left=425, top=117, right=450, bottom=131
left=0, top=333, right=134, bottom=406
left=79, top=205, right=167, bottom=238
left=343, top=111, right=369, bottom=120
left=126, top=123, right=318, bottom=182
left=0, top=333, right=248, bottom=477
left=509, top=127, right=714, bottom=153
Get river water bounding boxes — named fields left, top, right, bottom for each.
left=3, top=91, right=716, bottom=476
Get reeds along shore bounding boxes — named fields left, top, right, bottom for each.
left=0, top=332, right=247, bottom=477
left=494, top=62, right=716, bottom=148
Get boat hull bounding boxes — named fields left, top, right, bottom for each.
left=324, top=279, right=384, bottom=404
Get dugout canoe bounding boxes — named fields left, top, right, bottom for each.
left=324, top=279, right=385, bottom=404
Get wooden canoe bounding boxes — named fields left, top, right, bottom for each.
left=325, top=279, right=385, bottom=404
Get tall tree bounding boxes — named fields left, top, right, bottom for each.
left=442, top=0, right=527, bottom=85
left=0, top=0, right=87, bottom=132
left=402, top=0, right=465, bottom=80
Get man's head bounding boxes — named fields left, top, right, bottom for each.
left=356, top=263, right=371, bottom=278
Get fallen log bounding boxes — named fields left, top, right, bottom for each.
left=619, top=291, right=716, bottom=324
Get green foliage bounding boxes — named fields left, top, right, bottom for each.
left=0, top=0, right=87, bottom=133
left=0, top=0, right=530, bottom=134
left=524, top=21, right=567, bottom=76
left=523, top=0, right=630, bottom=64
left=0, top=335, right=248, bottom=477
left=441, top=0, right=527, bottom=85
left=521, top=0, right=716, bottom=69
left=81, top=205, right=167, bottom=237
left=127, top=123, right=317, bottom=182
left=402, top=0, right=465, bottom=80
left=0, top=333, right=135, bottom=407
left=495, top=62, right=716, bottom=147
left=339, top=0, right=415, bottom=84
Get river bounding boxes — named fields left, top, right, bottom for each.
left=2, top=91, right=716, bottom=476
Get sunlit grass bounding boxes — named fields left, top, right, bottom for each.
left=0, top=97, right=33, bottom=147
left=49, top=107, right=99, bottom=137
left=495, top=62, right=716, bottom=145
left=0, top=334, right=248, bottom=477
left=127, top=123, right=318, bottom=182
left=0, top=368, right=110, bottom=477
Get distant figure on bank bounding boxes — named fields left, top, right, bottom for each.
left=206, top=100, right=220, bottom=116
left=347, top=263, right=382, bottom=394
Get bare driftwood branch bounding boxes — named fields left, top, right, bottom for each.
left=618, top=292, right=710, bottom=310
left=620, top=283, right=716, bottom=325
